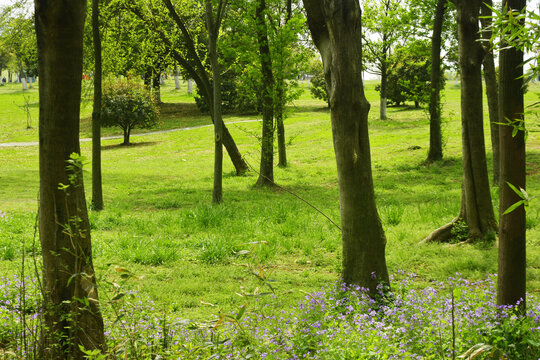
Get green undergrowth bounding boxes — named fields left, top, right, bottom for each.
left=0, top=80, right=539, bottom=322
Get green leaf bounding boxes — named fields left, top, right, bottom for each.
left=506, top=182, right=525, bottom=199
left=503, top=200, right=524, bottom=215
left=236, top=303, right=247, bottom=321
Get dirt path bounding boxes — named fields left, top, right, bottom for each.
left=0, top=119, right=261, bottom=148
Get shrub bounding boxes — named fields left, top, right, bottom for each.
left=101, top=79, right=159, bottom=145
left=309, top=60, right=329, bottom=107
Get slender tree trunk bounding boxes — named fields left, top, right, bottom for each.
left=255, top=0, right=275, bottom=186
left=205, top=0, right=224, bottom=204
left=35, top=0, right=105, bottom=357
left=276, top=0, right=292, bottom=168
left=427, top=0, right=445, bottom=163
left=92, top=0, right=104, bottom=210
left=480, top=0, right=500, bottom=185
left=304, top=0, right=389, bottom=294
left=174, top=64, right=181, bottom=89
left=152, top=69, right=161, bottom=103
left=379, top=54, right=388, bottom=120
left=497, top=0, right=526, bottom=312
left=422, top=0, right=497, bottom=243
left=123, top=127, right=131, bottom=145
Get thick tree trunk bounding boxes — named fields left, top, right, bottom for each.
left=205, top=0, right=223, bottom=204
left=123, top=127, right=131, bottom=145
left=92, top=0, right=104, bottom=211
left=480, top=0, right=500, bottom=185
left=427, top=0, right=445, bottom=163
left=379, top=56, right=388, bottom=120
left=255, top=0, right=275, bottom=187
left=35, top=0, right=105, bottom=357
left=422, top=0, right=497, bottom=243
left=497, top=0, right=526, bottom=312
left=304, top=0, right=389, bottom=294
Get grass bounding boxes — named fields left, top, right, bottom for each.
left=0, top=78, right=539, bottom=328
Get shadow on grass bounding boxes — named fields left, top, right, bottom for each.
left=102, top=141, right=160, bottom=151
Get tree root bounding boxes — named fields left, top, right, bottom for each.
left=420, top=216, right=460, bottom=244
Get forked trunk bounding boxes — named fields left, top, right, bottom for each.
left=35, top=0, right=105, bottom=356
left=304, top=0, right=389, bottom=294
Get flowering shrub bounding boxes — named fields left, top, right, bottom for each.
left=1, top=273, right=539, bottom=359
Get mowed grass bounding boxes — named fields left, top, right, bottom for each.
left=0, top=79, right=539, bottom=321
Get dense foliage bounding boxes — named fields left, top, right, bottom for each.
left=376, top=40, right=445, bottom=107
left=101, top=79, right=159, bottom=145
left=309, top=60, right=329, bottom=107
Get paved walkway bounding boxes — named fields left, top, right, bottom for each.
left=0, top=119, right=261, bottom=148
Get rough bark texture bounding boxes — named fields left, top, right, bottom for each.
left=422, top=0, right=497, bottom=243
left=255, top=0, right=275, bottom=187
left=160, top=0, right=248, bottom=175
left=427, top=0, right=445, bottom=163
left=92, top=0, right=104, bottom=210
left=480, top=0, right=500, bottom=185
left=35, top=0, right=105, bottom=357
left=304, top=0, right=389, bottom=293
left=497, top=0, right=526, bottom=312
left=205, top=0, right=224, bottom=203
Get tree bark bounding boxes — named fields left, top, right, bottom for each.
left=35, top=0, right=105, bottom=357
left=427, top=0, right=445, bottom=163
left=422, top=0, right=497, bottom=243
left=480, top=0, right=500, bottom=185
left=205, top=0, right=224, bottom=204
left=304, top=0, right=389, bottom=294
left=255, top=0, right=275, bottom=187
left=497, top=0, right=526, bottom=312
left=92, top=0, right=104, bottom=211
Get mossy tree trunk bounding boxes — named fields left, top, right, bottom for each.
left=35, top=0, right=106, bottom=356
left=304, top=0, right=390, bottom=293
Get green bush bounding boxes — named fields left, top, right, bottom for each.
left=309, top=60, right=329, bottom=107
left=101, top=79, right=159, bottom=145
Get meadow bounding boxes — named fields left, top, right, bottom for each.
left=0, top=79, right=539, bottom=358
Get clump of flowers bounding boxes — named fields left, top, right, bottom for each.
left=1, top=273, right=538, bottom=359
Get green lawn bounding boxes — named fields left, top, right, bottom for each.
left=0, top=79, right=539, bottom=323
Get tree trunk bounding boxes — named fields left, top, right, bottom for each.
left=427, top=0, right=446, bottom=163
left=123, top=127, right=130, bottom=145
left=35, top=0, right=105, bottom=357
left=379, top=55, right=388, bottom=120
left=480, top=0, right=500, bottom=185
left=92, top=0, right=104, bottom=211
left=497, top=0, right=526, bottom=312
left=275, top=1, right=292, bottom=168
left=422, top=0, right=497, bottom=243
left=174, top=64, right=181, bottom=89
left=427, top=0, right=445, bottom=163
left=152, top=69, right=161, bottom=103
left=255, top=0, right=275, bottom=187
left=304, top=0, right=389, bottom=294
left=205, top=0, right=224, bottom=204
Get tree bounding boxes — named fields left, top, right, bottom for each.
left=497, top=0, right=527, bottom=312
left=427, top=0, right=446, bottom=162
left=480, top=0, right=500, bottom=185
left=204, top=0, right=228, bottom=203
left=35, top=0, right=105, bottom=356
left=255, top=0, right=276, bottom=187
left=362, top=0, right=412, bottom=120
left=303, top=0, right=390, bottom=293
left=92, top=0, right=104, bottom=211
left=101, top=79, right=159, bottom=145
left=422, top=0, right=497, bottom=243
left=309, top=59, right=329, bottom=106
